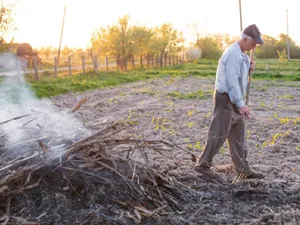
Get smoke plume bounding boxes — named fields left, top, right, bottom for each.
left=0, top=53, right=91, bottom=161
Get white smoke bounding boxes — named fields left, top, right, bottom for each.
left=0, top=53, right=91, bottom=161
left=185, top=47, right=201, bottom=62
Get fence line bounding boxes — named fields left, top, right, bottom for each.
left=24, top=54, right=187, bottom=80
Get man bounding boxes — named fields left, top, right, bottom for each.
left=195, top=24, right=264, bottom=180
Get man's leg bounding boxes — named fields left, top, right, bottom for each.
left=228, top=117, right=263, bottom=178
left=196, top=92, right=232, bottom=168
left=227, top=118, right=249, bottom=173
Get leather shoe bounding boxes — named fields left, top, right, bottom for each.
left=245, top=170, right=264, bottom=179
left=195, top=166, right=226, bottom=183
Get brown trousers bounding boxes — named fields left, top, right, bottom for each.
left=197, top=91, right=250, bottom=174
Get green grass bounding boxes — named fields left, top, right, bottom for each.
left=252, top=72, right=300, bottom=81
left=28, top=71, right=159, bottom=98
left=21, top=60, right=300, bottom=98
left=167, top=89, right=212, bottom=100
left=278, top=94, right=295, bottom=99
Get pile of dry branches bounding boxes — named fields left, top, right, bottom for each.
left=0, top=120, right=196, bottom=224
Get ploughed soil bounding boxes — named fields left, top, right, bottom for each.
left=1, top=76, right=300, bottom=225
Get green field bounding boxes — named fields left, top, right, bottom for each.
left=25, top=59, right=300, bottom=98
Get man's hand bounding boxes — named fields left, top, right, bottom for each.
left=250, top=61, right=256, bottom=71
left=238, top=106, right=251, bottom=119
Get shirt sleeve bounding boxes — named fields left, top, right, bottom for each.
left=225, top=52, right=245, bottom=108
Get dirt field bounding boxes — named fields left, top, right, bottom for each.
left=2, top=76, right=300, bottom=224
left=48, top=76, right=300, bottom=224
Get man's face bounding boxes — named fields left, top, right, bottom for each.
left=245, top=38, right=257, bottom=50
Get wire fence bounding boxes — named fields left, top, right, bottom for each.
left=23, top=53, right=189, bottom=80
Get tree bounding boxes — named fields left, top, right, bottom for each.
left=261, top=34, right=277, bottom=44
left=90, top=15, right=185, bottom=71
left=104, top=15, right=132, bottom=71
left=256, top=34, right=300, bottom=59
left=156, top=24, right=184, bottom=67
left=61, top=46, right=73, bottom=57
left=212, top=33, right=231, bottom=50
left=39, top=46, right=53, bottom=59
left=129, top=25, right=153, bottom=68
left=196, top=37, right=222, bottom=59
left=89, top=27, right=109, bottom=71
left=0, top=1, right=16, bottom=53
left=256, top=42, right=278, bottom=58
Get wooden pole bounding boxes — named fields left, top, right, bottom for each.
left=81, top=55, right=85, bottom=73
left=57, top=5, right=66, bottom=66
left=245, top=48, right=255, bottom=105
left=68, top=55, right=72, bottom=76
left=105, top=55, right=109, bottom=71
left=33, top=57, right=39, bottom=80
left=54, top=57, right=58, bottom=77
left=239, top=0, right=243, bottom=32
left=286, top=9, right=290, bottom=61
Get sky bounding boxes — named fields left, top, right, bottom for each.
left=3, top=0, right=300, bottom=49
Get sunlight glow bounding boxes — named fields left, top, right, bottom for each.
left=4, top=0, right=300, bottom=49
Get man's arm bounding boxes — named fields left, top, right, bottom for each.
left=225, top=53, right=245, bottom=108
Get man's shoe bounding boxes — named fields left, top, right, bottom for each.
left=195, top=166, right=226, bottom=183
left=245, top=170, right=264, bottom=179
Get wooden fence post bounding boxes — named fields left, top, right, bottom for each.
left=105, top=55, right=109, bottom=71
left=93, top=56, right=98, bottom=73
left=54, top=57, right=58, bottom=77
left=17, top=57, right=23, bottom=75
left=33, top=57, right=39, bottom=80
left=68, top=56, right=72, bottom=76
left=81, top=56, right=85, bottom=73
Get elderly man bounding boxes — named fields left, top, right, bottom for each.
left=195, top=24, right=264, bottom=180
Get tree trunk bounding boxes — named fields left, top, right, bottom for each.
left=124, top=58, right=128, bottom=71
left=160, top=53, right=163, bottom=67
left=117, top=56, right=120, bottom=70
left=131, top=55, right=135, bottom=68
left=140, top=54, right=143, bottom=68
left=151, top=55, right=154, bottom=67
left=119, top=57, right=126, bottom=72
left=93, top=56, right=98, bottom=73
left=146, top=56, right=150, bottom=68
left=164, top=53, right=168, bottom=67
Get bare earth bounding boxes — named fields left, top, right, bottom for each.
left=2, top=76, right=299, bottom=225
left=49, top=76, right=300, bottom=224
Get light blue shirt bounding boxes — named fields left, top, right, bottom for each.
left=215, top=42, right=250, bottom=108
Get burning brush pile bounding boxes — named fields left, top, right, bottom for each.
left=0, top=54, right=196, bottom=224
